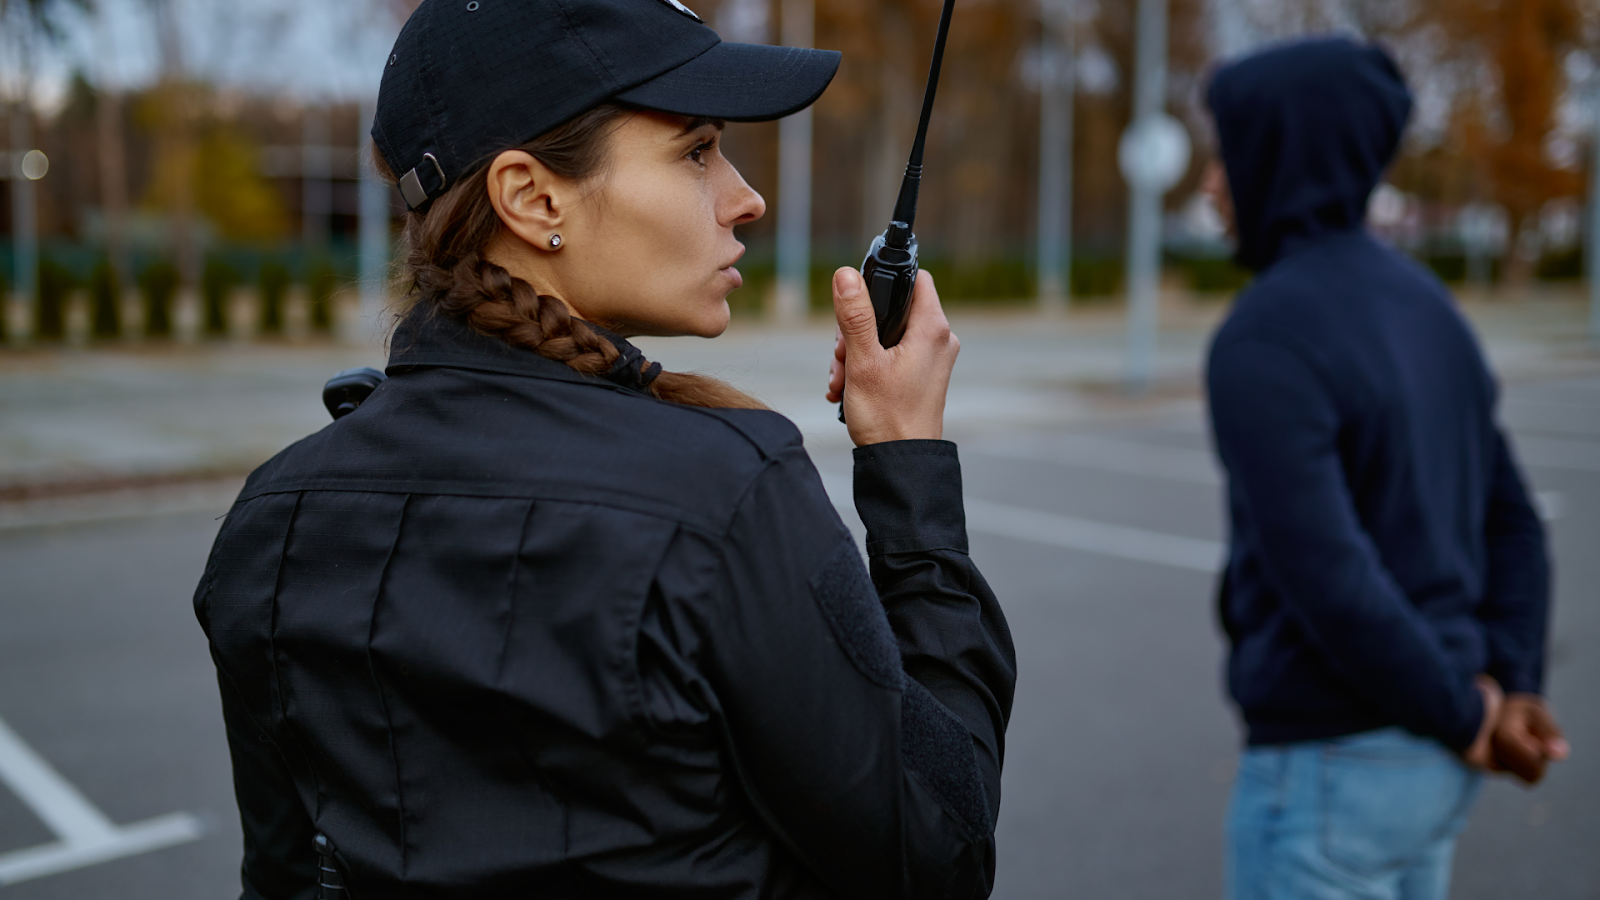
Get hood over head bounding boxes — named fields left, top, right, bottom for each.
left=1206, top=37, right=1412, bottom=271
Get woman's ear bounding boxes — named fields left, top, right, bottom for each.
left=485, top=150, right=567, bottom=249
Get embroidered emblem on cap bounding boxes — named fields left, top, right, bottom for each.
left=656, top=0, right=702, bottom=22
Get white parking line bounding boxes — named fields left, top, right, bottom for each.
left=970, top=435, right=1222, bottom=486
left=818, top=473, right=1223, bottom=573
left=1502, top=399, right=1600, bottom=439
left=963, top=499, right=1223, bottom=571
left=1515, top=434, right=1600, bottom=474
left=973, top=428, right=1597, bottom=482
left=1535, top=491, right=1564, bottom=522
left=0, top=714, right=204, bottom=885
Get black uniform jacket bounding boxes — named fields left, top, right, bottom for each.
left=194, top=308, right=1017, bottom=900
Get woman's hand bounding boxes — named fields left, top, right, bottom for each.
left=826, top=267, right=959, bottom=447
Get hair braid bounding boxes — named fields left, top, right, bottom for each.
left=379, top=104, right=765, bottom=410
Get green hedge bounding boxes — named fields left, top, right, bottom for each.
left=260, top=259, right=292, bottom=333
left=36, top=259, right=76, bottom=340
left=139, top=262, right=179, bottom=337
left=89, top=260, right=121, bottom=338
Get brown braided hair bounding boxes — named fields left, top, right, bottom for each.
left=376, top=104, right=765, bottom=410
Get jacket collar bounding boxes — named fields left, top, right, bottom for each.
left=386, top=303, right=656, bottom=396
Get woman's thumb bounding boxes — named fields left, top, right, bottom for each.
left=833, top=267, right=878, bottom=350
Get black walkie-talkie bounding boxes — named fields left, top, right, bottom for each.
left=861, top=0, right=957, bottom=348
left=840, top=0, right=956, bottom=424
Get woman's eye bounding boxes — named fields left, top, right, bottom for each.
left=687, top=139, right=715, bottom=165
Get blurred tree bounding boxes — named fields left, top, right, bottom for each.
left=1231, top=0, right=1593, bottom=283
left=194, top=128, right=291, bottom=241
left=139, top=101, right=290, bottom=242
left=142, top=0, right=203, bottom=309
left=1424, top=0, right=1587, bottom=282
left=0, top=0, right=90, bottom=42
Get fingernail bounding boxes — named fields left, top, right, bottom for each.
left=834, top=267, right=862, bottom=294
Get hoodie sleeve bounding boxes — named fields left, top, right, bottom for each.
left=705, top=440, right=1015, bottom=900
left=1476, top=430, right=1551, bottom=695
left=1208, top=336, right=1484, bottom=750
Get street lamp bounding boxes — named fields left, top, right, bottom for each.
left=5, top=108, right=46, bottom=346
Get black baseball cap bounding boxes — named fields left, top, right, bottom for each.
left=374, top=0, right=841, bottom=211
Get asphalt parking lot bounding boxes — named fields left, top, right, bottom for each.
left=0, top=309, right=1595, bottom=898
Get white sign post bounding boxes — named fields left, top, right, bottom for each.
left=1119, top=0, right=1188, bottom=393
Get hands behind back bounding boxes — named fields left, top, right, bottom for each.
left=1463, top=674, right=1570, bottom=785
left=826, top=268, right=959, bottom=447
left=1490, top=694, right=1570, bottom=785
left=1461, top=675, right=1503, bottom=772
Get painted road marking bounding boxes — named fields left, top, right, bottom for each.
left=1502, top=399, right=1600, bottom=439
left=1515, top=434, right=1600, bottom=474
left=970, top=435, right=1222, bottom=486
left=1536, top=491, right=1564, bottom=522
left=963, top=499, right=1222, bottom=571
left=818, top=473, right=1223, bottom=573
left=0, top=714, right=204, bottom=885
left=974, top=427, right=1597, bottom=481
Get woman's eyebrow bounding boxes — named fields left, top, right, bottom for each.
left=675, top=117, right=726, bottom=137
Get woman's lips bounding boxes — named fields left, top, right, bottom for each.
left=721, top=245, right=746, bottom=289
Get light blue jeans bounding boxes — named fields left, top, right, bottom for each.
left=1226, top=727, right=1482, bottom=900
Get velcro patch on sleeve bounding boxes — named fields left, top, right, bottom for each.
left=901, top=680, right=992, bottom=839
left=809, top=539, right=904, bottom=690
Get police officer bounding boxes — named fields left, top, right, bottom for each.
left=193, top=1, right=1016, bottom=897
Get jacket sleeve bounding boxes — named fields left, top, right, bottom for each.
left=1477, top=430, right=1551, bottom=695
left=213, top=663, right=318, bottom=900
left=704, top=440, right=1016, bottom=900
left=1208, top=337, right=1484, bottom=750
left=196, top=513, right=318, bottom=900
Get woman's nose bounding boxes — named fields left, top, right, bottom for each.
left=722, top=166, right=766, bottom=227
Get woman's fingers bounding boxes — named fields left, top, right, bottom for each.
left=902, top=270, right=956, bottom=348
left=826, top=332, right=846, bottom=403
left=830, top=267, right=956, bottom=446
left=833, top=267, right=882, bottom=363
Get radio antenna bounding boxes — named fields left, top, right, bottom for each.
left=889, top=0, right=959, bottom=233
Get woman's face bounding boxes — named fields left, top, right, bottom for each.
left=493, top=111, right=766, bottom=339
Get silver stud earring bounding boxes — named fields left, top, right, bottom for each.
left=549, top=234, right=562, bottom=249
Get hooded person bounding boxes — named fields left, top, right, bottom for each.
left=1202, top=37, right=1566, bottom=899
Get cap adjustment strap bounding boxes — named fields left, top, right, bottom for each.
left=399, top=152, right=448, bottom=210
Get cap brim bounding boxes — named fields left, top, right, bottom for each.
left=614, top=42, right=841, bottom=123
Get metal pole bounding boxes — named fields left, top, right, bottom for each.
left=302, top=104, right=332, bottom=255
left=1124, top=0, right=1167, bottom=392
left=1036, top=0, right=1074, bottom=314
left=775, top=0, right=814, bottom=325
left=1590, top=85, right=1600, bottom=344
left=358, top=95, right=389, bottom=345
left=9, top=106, right=38, bottom=346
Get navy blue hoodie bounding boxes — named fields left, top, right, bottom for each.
left=1205, top=38, right=1550, bottom=751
